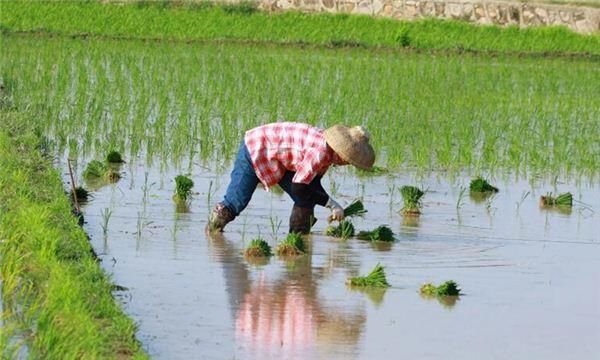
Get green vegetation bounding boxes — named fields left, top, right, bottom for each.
left=2, top=36, right=599, bottom=178
left=83, top=160, right=121, bottom=182
left=74, top=186, right=89, bottom=202
left=325, top=219, right=356, bottom=239
left=540, top=192, right=573, bottom=207
left=106, top=150, right=124, bottom=163
left=420, top=280, right=462, bottom=296
left=276, top=232, right=306, bottom=256
left=244, top=238, right=273, bottom=257
left=357, top=225, right=395, bottom=242
left=347, top=264, right=390, bottom=288
left=174, top=175, right=194, bottom=202
left=400, top=186, right=425, bottom=215
left=1, top=2, right=599, bottom=55
left=469, top=177, right=499, bottom=193
left=343, top=199, right=367, bottom=218
left=0, top=110, right=146, bottom=359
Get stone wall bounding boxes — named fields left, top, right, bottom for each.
left=250, top=0, right=599, bottom=33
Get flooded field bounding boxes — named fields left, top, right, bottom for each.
left=3, top=33, right=598, bottom=359
left=62, top=158, right=599, bottom=359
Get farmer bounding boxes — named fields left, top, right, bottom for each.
left=207, top=122, right=375, bottom=234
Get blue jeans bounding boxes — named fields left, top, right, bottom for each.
left=222, top=141, right=325, bottom=216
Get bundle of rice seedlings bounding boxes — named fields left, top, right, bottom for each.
left=346, top=263, right=390, bottom=288
left=244, top=238, right=272, bottom=258
left=540, top=192, right=573, bottom=207
left=276, top=232, right=305, bottom=256
left=420, top=280, right=461, bottom=296
left=400, top=185, right=424, bottom=215
left=83, top=160, right=107, bottom=178
left=469, top=177, right=499, bottom=193
left=325, top=219, right=355, bottom=239
left=106, top=150, right=124, bottom=163
left=343, top=199, right=367, bottom=218
left=83, top=160, right=121, bottom=182
left=356, top=225, right=395, bottom=242
left=74, top=186, right=89, bottom=202
left=174, top=175, right=194, bottom=202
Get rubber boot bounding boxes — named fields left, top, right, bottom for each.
left=207, top=202, right=235, bottom=232
left=289, top=205, right=316, bottom=234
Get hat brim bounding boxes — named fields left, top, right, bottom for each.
left=324, top=125, right=375, bottom=170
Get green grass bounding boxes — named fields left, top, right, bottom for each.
left=1, top=1, right=599, bottom=55
left=0, top=110, right=147, bottom=359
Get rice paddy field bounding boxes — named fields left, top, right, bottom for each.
left=2, top=25, right=599, bottom=359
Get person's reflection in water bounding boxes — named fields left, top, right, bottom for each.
left=207, top=232, right=367, bottom=359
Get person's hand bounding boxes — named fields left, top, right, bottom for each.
left=326, top=198, right=345, bottom=222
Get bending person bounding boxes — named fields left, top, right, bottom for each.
left=207, top=122, right=375, bottom=234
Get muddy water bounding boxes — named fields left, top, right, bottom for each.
left=63, top=159, right=599, bottom=359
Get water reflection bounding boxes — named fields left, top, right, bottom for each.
left=207, top=232, right=367, bottom=359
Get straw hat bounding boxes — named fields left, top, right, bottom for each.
left=324, top=125, right=375, bottom=170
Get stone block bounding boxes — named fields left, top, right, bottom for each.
left=405, top=1, right=419, bottom=17
left=420, top=1, right=435, bottom=16
left=434, top=2, right=445, bottom=17
left=372, top=0, right=385, bottom=15
left=534, top=7, right=548, bottom=24
left=447, top=2, right=462, bottom=18
left=355, top=0, right=373, bottom=14
left=559, top=10, right=571, bottom=22
left=508, top=5, right=520, bottom=23
left=474, top=3, right=485, bottom=20
left=320, top=0, right=336, bottom=11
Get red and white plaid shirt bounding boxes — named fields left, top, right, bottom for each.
left=244, top=122, right=342, bottom=189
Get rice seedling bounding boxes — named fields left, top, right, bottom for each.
left=83, top=160, right=107, bottom=178
left=343, top=199, right=367, bottom=218
left=276, top=232, right=306, bottom=256
left=400, top=186, right=424, bottom=216
left=100, top=207, right=112, bottom=235
left=420, top=280, right=462, bottom=297
left=346, top=263, right=390, bottom=288
left=105, top=150, right=124, bottom=163
left=540, top=192, right=573, bottom=207
left=325, top=219, right=355, bottom=239
left=244, top=238, right=273, bottom=257
left=174, top=175, right=194, bottom=202
left=469, top=177, right=499, bottom=193
left=73, top=186, right=89, bottom=202
left=83, top=160, right=121, bottom=182
left=356, top=225, right=395, bottom=242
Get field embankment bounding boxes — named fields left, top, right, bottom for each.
left=0, top=1, right=599, bottom=56
left=0, top=108, right=147, bottom=358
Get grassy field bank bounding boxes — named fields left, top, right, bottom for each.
left=0, top=108, right=147, bottom=358
left=1, top=1, right=599, bottom=56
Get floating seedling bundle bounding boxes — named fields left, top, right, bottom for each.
left=540, top=192, right=573, bottom=207
left=74, top=186, right=89, bottom=202
left=356, top=225, right=395, bottom=242
left=276, top=232, right=305, bottom=256
left=347, top=263, right=390, bottom=288
left=325, top=219, right=355, bottom=238
left=469, top=177, right=499, bottom=193
left=244, top=238, right=272, bottom=258
left=173, top=175, right=194, bottom=202
left=420, top=280, right=461, bottom=297
left=106, top=150, right=125, bottom=164
left=400, top=186, right=424, bottom=216
left=83, top=160, right=121, bottom=182
left=325, top=199, right=365, bottom=238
